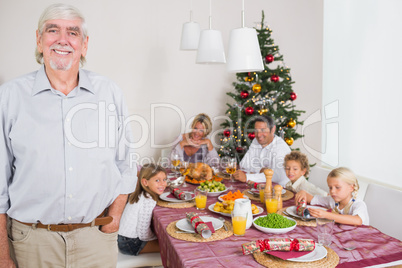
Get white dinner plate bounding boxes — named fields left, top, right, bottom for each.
left=218, top=194, right=249, bottom=202
left=175, top=216, right=223, bottom=233
left=208, top=204, right=264, bottom=217
left=285, top=205, right=327, bottom=219
left=159, top=192, right=195, bottom=203
left=286, top=245, right=327, bottom=262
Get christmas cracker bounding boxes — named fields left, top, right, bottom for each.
left=241, top=238, right=315, bottom=255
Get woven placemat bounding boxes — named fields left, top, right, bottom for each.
left=277, top=207, right=316, bottom=227
left=253, top=246, right=339, bottom=268
left=166, top=220, right=233, bottom=242
left=282, top=190, right=295, bottom=201
left=157, top=199, right=195, bottom=209
left=242, top=190, right=295, bottom=202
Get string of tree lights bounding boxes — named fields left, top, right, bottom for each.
left=219, top=11, right=305, bottom=161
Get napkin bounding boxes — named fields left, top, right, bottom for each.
left=170, top=187, right=193, bottom=200
left=186, top=212, right=215, bottom=238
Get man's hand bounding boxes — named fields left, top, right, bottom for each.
left=100, top=217, right=119, bottom=233
left=0, top=214, right=16, bottom=268
left=99, top=194, right=127, bottom=233
left=233, top=170, right=247, bottom=182
left=0, top=258, right=16, bottom=268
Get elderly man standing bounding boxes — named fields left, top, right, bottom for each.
left=233, top=115, right=291, bottom=186
left=0, top=4, right=137, bottom=267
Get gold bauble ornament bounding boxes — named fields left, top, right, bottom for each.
left=245, top=76, right=254, bottom=82
left=287, top=118, right=296, bottom=128
left=285, top=137, right=294, bottom=146
left=252, top=83, right=262, bottom=93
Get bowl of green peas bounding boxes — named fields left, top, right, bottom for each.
left=253, top=213, right=297, bottom=234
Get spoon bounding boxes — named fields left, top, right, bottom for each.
left=218, top=217, right=228, bottom=231
left=343, top=246, right=356, bottom=251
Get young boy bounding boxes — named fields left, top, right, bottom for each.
left=284, top=151, right=327, bottom=196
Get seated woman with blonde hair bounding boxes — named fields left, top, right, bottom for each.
left=170, top=113, right=219, bottom=165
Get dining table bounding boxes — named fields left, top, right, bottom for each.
left=152, top=177, right=402, bottom=268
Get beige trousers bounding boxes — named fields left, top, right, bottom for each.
left=8, top=219, right=118, bottom=268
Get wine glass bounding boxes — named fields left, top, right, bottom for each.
left=171, top=150, right=181, bottom=177
left=179, top=161, right=189, bottom=187
left=226, top=158, right=237, bottom=190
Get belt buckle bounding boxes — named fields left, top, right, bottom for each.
left=47, top=224, right=52, bottom=231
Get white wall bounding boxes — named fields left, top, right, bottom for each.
left=0, top=0, right=323, bottom=166
left=323, top=0, right=402, bottom=189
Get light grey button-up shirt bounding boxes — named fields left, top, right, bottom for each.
left=0, top=65, right=137, bottom=224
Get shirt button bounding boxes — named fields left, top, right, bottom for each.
left=68, top=142, right=72, bottom=146
left=66, top=118, right=71, bottom=122
left=68, top=216, right=72, bottom=220
left=69, top=194, right=73, bottom=198
left=69, top=167, right=73, bottom=171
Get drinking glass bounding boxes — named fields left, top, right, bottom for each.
left=258, top=185, right=265, bottom=204
left=194, top=188, right=208, bottom=210
left=171, top=150, right=181, bottom=177
left=231, top=210, right=248, bottom=236
left=265, top=192, right=279, bottom=213
left=225, top=158, right=237, bottom=190
left=316, top=218, right=334, bottom=246
left=179, top=161, right=189, bottom=187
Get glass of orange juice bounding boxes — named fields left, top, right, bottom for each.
left=231, top=210, right=248, bottom=236
left=194, top=188, right=208, bottom=210
left=265, top=192, right=279, bottom=214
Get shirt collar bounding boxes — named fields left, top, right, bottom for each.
left=291, top=175, right=306, bottom=188
left=32, top=65, right=95, bottom=96
left=250, top=135, right=279, bottom=149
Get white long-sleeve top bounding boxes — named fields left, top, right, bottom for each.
left=240, top=136, right=291, bottom=186
left=118, top=193, right=157, bottom=241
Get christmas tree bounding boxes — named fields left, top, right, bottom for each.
left=218, top=11, right=305, bottom=161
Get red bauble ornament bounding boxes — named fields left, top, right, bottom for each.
left=248, top=132, right=255, bottom=140
left=240, top=90, right=249, bottom=99
left=265, top=54, right=274, bottom=63
left=270, top=74, right=280, bottom=83
left=290, top=92, right=297, bottom=101
left=236, top=146, right=245, bottom=154
left=223, top=129, right=231, bottom=137
left=245, top=106, right=254, bottom=115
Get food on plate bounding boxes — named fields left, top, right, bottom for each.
left=221, top=190, right=244, bottom=201
left=189, top=162, right=213, bottom=181
left=185, top=163, right=223, bottom=184
left=254, top=213, right=296, bottom=229
left=213, top=201, right=260, bottom=215
left=213, top=200, right=234, bottom=214
left=197, top=180, right=226, bottom=192
left=251, top=204, right=259, bottom=214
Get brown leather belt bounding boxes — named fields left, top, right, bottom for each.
left=16, top=210, right=113, bottom=232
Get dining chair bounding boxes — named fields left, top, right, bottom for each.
left=363, top=183, right=402, bottom=241
left=307, top=166, right=330, bottom=192
left=117, top=252, right=163, bottom=268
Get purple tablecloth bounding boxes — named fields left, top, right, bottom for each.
left=153, top=180, right=402, bottom=268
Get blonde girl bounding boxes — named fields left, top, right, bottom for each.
left=118, top=164, right=167, bottom=255
left=295, top=167, right=369, bottom=225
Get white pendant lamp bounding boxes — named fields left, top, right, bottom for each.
left=196, top=0, right=226, bottom=64
left=227, top=0, right=263, bottom=72
left=180, top=2, right=201, bottom=50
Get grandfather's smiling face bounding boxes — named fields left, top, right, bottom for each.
left=36, top=19, right=88, bottom=71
